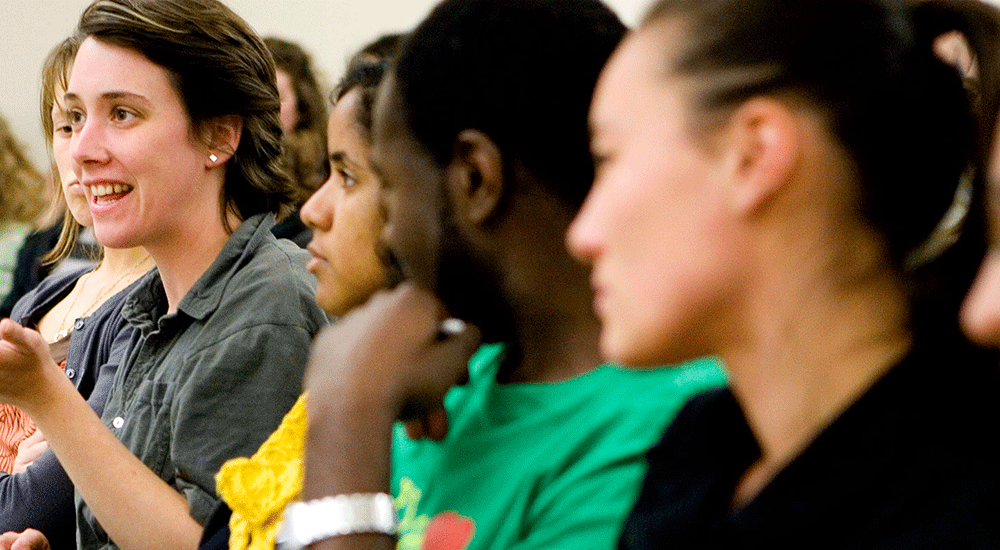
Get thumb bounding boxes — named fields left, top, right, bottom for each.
left=0, top=532, right=20, bottom=550
left=433, top=319, right=482, bottom=370
left=0, top=320, right=47, bottom=357
left=11, top=530, right=50, bottom=550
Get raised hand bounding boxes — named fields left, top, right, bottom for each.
left=0, top=319, right=63, bottom=412
left=304, top=282, right=481, bottom=440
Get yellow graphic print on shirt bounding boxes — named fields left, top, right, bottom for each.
left=396, top=477, right=475, bottom=550
left=396, top=477, right=430, bottom=550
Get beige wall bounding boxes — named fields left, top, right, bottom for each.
left=0, top=0, right=649, bottom=171
left=4, top=0, right=997, bottom=171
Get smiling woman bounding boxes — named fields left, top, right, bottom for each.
left=0, top=1, right=327, bottom=550
left=0, top=35, right=160, bottom=550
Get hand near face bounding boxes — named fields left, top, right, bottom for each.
left=13, top=429, right=49, bottom=473
left=0, top=530, right=51, bottom=550
left=0, top=320, right=62, bottom=412
left=304, top=283, right=481, bottom=441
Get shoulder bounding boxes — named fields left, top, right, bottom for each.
left=579, top=357, right=728, bottom=426
left=213, top=232, right=326, bottom=331
left=644, top=385, right=742, bottom=461
left=9, top=266, right=90, bottom=323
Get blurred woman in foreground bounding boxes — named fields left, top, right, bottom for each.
left=568, top=0, right=1000, bottom=546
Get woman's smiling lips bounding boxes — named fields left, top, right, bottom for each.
left=83, top=179, right=134, bottom=207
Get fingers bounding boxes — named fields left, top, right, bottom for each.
left=0, top=531, right=50, bottom=550
left=0, top=319, right=27, bottom=347
left=403, top=419, right=425, bottom=440
left=13, top=430, right=50, bottom=473
left=11, top=530, right=50, bottom=550
left=402, top=408, right=450, bottom=441
left=423, top=408, right=450, bottom=441
left=0, top=531, right=20, bottom=550
left=0, top=320, right=47, bottom=357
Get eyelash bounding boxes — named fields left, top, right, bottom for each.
left=340, top=168, right=357, bottom=188
left=53, top=119, right=72, bottom=136
left=68, top=110, right=85, bottom=127
left=64, top=107, right=137, bottom=130
left=113, top=108, right=135, bottom=122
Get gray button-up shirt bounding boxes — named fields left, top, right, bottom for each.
left=77, top=214, right=328, bottom=550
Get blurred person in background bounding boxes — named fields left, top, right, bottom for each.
left=266, top=36, right=329, bottom=247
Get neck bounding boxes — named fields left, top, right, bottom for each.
left=493, top=190, right=603, bottom=384
left=722, top=229, right=911, bottom=505
left=145, top=213, right=239, bottom=314
left=96, top=245, right=153, bottom=276
left=502, top=288, right=603, bottom=384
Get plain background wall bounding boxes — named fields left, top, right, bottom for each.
left=0, top=0, right=650, bottom=171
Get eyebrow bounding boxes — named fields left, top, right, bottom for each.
left=330, top=150, right=358, bottom=169
left=63, top=90, right=154, bottom=109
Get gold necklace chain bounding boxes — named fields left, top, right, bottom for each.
left=50, top=255, right=153, bottom=343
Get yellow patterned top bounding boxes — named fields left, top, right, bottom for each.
left=216, top=393, right=307, bottom=550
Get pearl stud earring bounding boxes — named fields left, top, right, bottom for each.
left=209, top=154, right=218, bottom=163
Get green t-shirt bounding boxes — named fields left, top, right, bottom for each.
left=392, top=343, right=726, bottom=550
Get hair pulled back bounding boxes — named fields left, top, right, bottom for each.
left=645, top=0, right=999, bottom=338
left=40, top=35, right=85, bottom=265
left=265, top=37, right=327, bottom=137
left=264, top=37, right=328, bottom=203
left=333, top=33, right=406, bottom=143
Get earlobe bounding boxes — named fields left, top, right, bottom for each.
left=726, top=98, right=799, bottom=215
left=446, top=129, right=505, bottom=226
left=204, top=114, right=244, bottom=167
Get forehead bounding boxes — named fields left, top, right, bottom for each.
left=329, top=89, right=362, bottom=131
left=591, top=24, right=678, bottom=133
left=67, top=37, right=175, bottom=102
left=327, top=89, right=366, bottom=149
left=276, top=69, right=295, bottom=94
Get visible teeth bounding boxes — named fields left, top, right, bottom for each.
left=92, top=184, right=131, bottom=197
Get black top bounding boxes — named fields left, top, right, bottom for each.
left=621, top=343, right=1000, bottom=549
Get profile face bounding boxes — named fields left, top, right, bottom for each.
left=66, top=37, right=223, bottom=251
left=370, top=77, right=510, bottom=332
left=51, top=87, right=91, bottom=227
left=567, top=24, right=742, bottom=366
left=301, top=88, right=387, bottom=315
left=369, top=77, right=447, bottom=297
left=961, top=121, right=1000, bottom=346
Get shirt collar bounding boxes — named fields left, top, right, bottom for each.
left=122, top=213, right=276, bottom=325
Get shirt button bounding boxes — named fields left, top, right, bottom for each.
left=74, top=319, right=85, bottom=330
left=112, top=417, right=125, bottom=429
left=65, top=368, right=76, bottom=379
